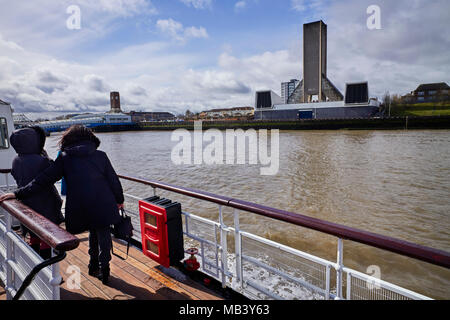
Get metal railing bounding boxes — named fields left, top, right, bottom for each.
left=119, top=174, right=449, bottom=300
left=0, top=170, right=79, bottom=300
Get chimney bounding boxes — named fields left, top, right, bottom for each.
left=110, top=92, right=121, bottom=113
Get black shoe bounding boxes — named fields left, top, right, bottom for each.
left=88, top=264, right=100, bottom=277
left=98, top=267, right=110, bottom=285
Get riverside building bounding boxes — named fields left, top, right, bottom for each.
left=255, top=20, right=380, bottom=120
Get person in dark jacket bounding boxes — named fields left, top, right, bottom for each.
left=1, top=125, right=124, bottom=284
left=10, top=126, right=64, bottom=259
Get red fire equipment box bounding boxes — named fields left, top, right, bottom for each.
left=139, top=196, right=184, bottom=268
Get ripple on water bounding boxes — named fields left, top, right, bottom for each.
left=44, top=129, right=450, bottom=299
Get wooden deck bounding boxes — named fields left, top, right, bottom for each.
left=59, top=233, right=223, bottom=300
left=0, top=282, right=5, bottom=301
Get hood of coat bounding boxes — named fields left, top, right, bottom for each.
left=10, top=128, right=41, bottom=155
left=63, top=140, right=97, bottom=157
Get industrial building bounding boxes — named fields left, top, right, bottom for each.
left=255, top=20, right=380, bottom=120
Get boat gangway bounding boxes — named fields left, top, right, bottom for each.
left=1, top=169, right=449, bottom=300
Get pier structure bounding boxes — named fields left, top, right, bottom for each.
left=33, top=91, right=133, bottom=133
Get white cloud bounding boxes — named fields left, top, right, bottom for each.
left=184, top=26, right=209, bottom=39
left=0, top=0, right=158, bottom=57
left=180, top=0, right=212, bottom=10
left=0, top=28, right=283, bottom=114
left=156, top=19, right=209, bottom=43
left=291, top=0, right=325, bottom=12
left=156, top=19, right=184, bottom=40
left=323, top=0, right=450, bottom=96
left=291, top=0, right=328, bottom=21
left=95, top=0, right=158, bottom=16
left=1, top=0, right=449, bottom=117
left=235, top=1, right=247, bottom=12
left=291, top=0, right=307, bottom=11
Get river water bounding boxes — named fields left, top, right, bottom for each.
left=45, top=129, right=450, bottom=299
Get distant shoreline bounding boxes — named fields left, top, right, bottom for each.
left=88, top=116, right=450, bottom=133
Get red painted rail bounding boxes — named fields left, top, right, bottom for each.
left=118, top=174, right=450, bottom=269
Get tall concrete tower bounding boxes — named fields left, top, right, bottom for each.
left=288, top=20, right=343, bottom=104
left=110, top=92, right=122, bottom=113
left=303, top=20, right=327, bottom=101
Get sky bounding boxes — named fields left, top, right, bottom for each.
left=0, top=0, right=449, bottom=118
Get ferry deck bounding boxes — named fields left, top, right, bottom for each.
left=1, top=172, right=450, bottom=301
left=1, top=102, right=450, bottom=301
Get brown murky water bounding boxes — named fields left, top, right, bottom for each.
left=46, top=129, right=450, bottom=299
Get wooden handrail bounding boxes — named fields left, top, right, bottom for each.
left=118, top=174, right=450, bottom=269
left=0, top=169, right=11, bottom=174
left=0, top=190, right=79, bottom=252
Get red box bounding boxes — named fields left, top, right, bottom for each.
left=139, top=199, right=170, bottom=268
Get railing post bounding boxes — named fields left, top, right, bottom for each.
left=325, top=265, right=331, bottom=300
left=218, top=205, right=228, bottom=288
left=152, top=187, right=156, bottom=197
left=336, top=238, right=344, bottom=299
left=233, top=209, right=242, bottom=288
left=50, top=250, right=62, bottom=300
left=5, top=213, right=13, bottom=300
left=346, top=272, right=351, bottom=300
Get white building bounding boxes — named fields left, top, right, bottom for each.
left=200, top=107, right=254, bottom=119
left=255, top=82, right=380, bottom=120
left=0, top=99, right=16, bottom=187
left=37, top=113, right=132, bottom=133
left=281, top=79, right=301, bottom=104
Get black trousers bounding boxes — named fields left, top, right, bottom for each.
left=88, top=226, right=112, bottom=269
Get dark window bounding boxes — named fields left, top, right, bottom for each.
left=345, top=83, right=369, bottom=104
left=256, top=92, right=272, bottom=109
left=0, top=118, right=9, bottom=149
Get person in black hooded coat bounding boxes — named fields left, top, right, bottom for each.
left=3, top=125, right=124, bottom=283
left=10, top=127, right=64, bottom=258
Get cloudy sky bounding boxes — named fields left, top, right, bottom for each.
left=0, top=0, right=449, bottom=118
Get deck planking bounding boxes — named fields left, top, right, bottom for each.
left=59, top=232, right=222, bottom=300
left=0, top=282, right=5, bottom=301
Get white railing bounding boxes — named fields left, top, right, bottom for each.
left=0, top=201, right=62, bottom=300
left=0, top=171, right=71, bottom=300
left=1, top=170, right=442, bottom=300
left=122, top=189, right=434, bottom=301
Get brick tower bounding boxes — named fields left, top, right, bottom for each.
left=110, top=92, right=122, bottom=113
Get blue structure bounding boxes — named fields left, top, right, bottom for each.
left=37, top=113, right=134, bottom=133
